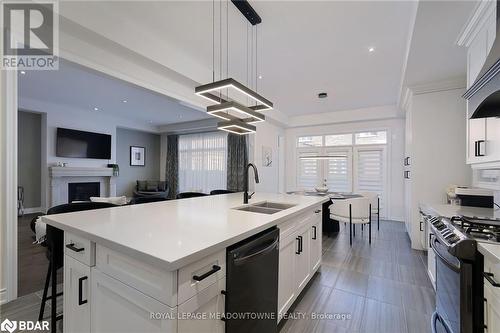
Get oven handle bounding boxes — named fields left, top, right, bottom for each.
left=431, top=237, right=460, bottom=272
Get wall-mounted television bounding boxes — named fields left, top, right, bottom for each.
left=56, top=127, right=112, bottom=159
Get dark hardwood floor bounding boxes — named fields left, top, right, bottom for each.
left=18, top=213, right=48, bottom=297
left=279, top=220, right=434, bottom=333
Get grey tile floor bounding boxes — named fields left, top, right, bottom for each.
left=1, top=220, right=433, bottom=333
left=279, top=220, right=434, bottom=333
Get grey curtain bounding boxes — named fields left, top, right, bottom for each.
left=227, top=134, right=248, bottom=191
left=165, top=135, right=178, bottom=199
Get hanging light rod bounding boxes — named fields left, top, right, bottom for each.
left=231, top=0, right=262, bottom=25
left=195, top=78, right=273, bottom=110
left=218, top=119, right=256, bottom=135
left=299, top=155, right=346, bottom=160
left=208, top=101, right=265, bottom=123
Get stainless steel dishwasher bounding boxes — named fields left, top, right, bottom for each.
left=225, top=227, right=279, bottom=333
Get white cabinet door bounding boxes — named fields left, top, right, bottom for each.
left=484, top=284, right=500, bottom=333
left=468, top=113, right=486, bottom=163
left=295, top=226, right=311, bottom=292
left=91, top=268, right=176, bottom=333
left=309, top=213, right=322, bottom=273
left=486, top=117, right=500, bottom=162
left=278, top=232, right=298, bottom=318
left=64, top=255, right=91, bottom=333
left=178, top=279, right=225, bottom=333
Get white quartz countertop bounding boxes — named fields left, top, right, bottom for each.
left=419, top=203, right=500, bottom=219
left=42, top=192, right=328, bottom=271
left=479, top=243, right=500, bottom=263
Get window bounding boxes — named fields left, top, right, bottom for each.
left=297, top=136, right=323, bottom=147
left=354, top=147, right=386, bottom=214
left=295, top=130, right=388, bottom=216
left=297, top=151, right=320, bottom=189
left=354, top=131, right=387, bottom=145
left=178, top=132, right=227, bottom=193
left=325, top=150, right=352, bottom=193
left=325, top=134, right=352, bottom=146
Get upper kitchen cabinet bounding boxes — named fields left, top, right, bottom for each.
left=458, top=0, right=499, bottom=166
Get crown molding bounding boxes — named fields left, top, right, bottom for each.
left=399, top=78, right=466, bottom=113
left=400, top=87, right=413, bottom=113
left=408, top=77, right=466, bottom=95
left=457, top=0, right=496, bottom=47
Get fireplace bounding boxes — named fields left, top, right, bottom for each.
left=68, top=182, right=100, bottom=203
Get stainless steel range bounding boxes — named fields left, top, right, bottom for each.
left=427, top=214, right=495, bottom=333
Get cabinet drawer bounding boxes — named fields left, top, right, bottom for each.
left=96, top=245, right=177, bottom=307
left=279, top=208, right=317, bottom=239
left=64, top=232, right=95, bottom=266
left=484, top=256, right=500, bottom=300
left=178, top=250, right=226, bottom=305
left=91, top=268, right=177, bottom=333
left=178, top=279, right=225, bottom=333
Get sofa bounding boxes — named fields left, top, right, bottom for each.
left=133, top=180, right=169, bottom=199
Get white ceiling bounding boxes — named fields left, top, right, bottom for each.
left=58, top=1, right=416, bottom=117
left=403, top=0, right=478, bottom=88
left=18, top=59, right=210, bottom=126
left=29, top=1, right=479, bottom=124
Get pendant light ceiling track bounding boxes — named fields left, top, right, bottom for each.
left=195, top=0, right=272, bottom=135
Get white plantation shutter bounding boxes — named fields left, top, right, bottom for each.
left=297, top=151, right=320, bottom=190
left=178, top=132, right=227, bottom=193
left=354, top=147, right=386, bottom=216
left=325, top=149, right=352, bottom=193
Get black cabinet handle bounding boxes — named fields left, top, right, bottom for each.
left=314, top=209, right=321, bottom=214
left=298, top=236, right=303, bottom=254
left=193, top=265, right=221, bottom=281
left=295, top=237, right=301, bottom=254
left=404, top=157, right=410, bottom=166
left=404, top=171, right=410, bottom=179
left=474, top=141, right=478, bottom=157
left=66, top=243, right=84, bottom=252
left=477, top=140, right=485, bottom=157
left=78, top=276, right=88, bottom=305
left=420, top=221, right=424, bottom=232
left=312, top=226, right=317, bottom=240
left=484, top=272, right=500, bottom=287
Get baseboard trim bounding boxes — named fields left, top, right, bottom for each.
left=20, top=207, right=44, bottom=215
left=0, top=288, right=7, bottom=305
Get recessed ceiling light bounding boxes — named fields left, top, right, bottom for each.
left=93, top=107, right=99, bottom=111
left=318, top=92, right=328, bottom=99
left=122, top=100, right=128, bottom=103
left=258, top=75, right=263, bottom=79
left=20, top=71, right=26, bottom=75
left=149, top=120, right=153, bottom=123
left=368, top=47, right=375, bottom=53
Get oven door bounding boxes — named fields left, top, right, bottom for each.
left=431, top=235, right=462, bottom=333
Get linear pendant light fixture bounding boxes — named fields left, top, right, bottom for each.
left=207, top=101, right=265, bottom=123
left=217, top=119, right=256, bottom=135
left=299, top=155, right=346, bottom=160
left=195, top=78, right=273, bottom=111
left=195, top=0, right=272, bottom=135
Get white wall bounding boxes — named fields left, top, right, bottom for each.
left=285, top=117, right=405, bottom=221
left=249, top=121, right=286, bottom=193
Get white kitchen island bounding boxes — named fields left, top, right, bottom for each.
left=41, top=192, right=328, bottom=333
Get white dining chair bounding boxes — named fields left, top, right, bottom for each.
left=359, top=192, right=380, bottom=230
left=330, top=197, right=372, bottom=246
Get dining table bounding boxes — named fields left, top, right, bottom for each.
left=287, top=191, right=363, bottom=235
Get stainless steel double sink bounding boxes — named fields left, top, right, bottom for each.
left=233, top=201, right=297, bottom=215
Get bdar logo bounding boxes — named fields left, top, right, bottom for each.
left=0, top=319, right=17, bottom=333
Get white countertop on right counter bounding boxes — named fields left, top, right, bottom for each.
left=420, top=203, right=500, bottom=219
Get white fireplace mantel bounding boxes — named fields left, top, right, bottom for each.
left=49, top=167, right=117, bottom=206
left=49, top=166, right=114, bottom=178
